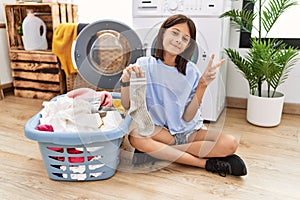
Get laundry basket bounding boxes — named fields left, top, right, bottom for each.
left=24, top=93, right=131, bottom=181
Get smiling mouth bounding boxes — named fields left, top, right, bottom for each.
left=170, top=43, right=180, bottom=50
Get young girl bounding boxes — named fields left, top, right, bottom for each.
left=120, top=14, right=247, bottom=177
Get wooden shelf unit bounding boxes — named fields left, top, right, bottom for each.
left=4, top=3, right=78, bottom=100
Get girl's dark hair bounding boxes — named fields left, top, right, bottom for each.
left=155, top=14, right=196, bottom=75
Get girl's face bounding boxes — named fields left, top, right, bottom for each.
left=162, top=23, right=191, bottom=56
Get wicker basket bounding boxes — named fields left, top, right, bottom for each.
left=66, top=72, right=95, bottom=91
left=91, top=31, right=128, bottom=75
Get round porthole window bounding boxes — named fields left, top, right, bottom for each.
left=89, top=31, right=130, bottom=75
left=74, top=20, right=143, bottom=90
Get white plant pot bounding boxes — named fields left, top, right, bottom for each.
left=247, top=91, right=285, bottom=127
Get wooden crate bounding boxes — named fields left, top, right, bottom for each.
left=9, top=50, right=66, bottom=100
left=4, top=2, right=78, bottom=50
left=4, top=3, right=78, bottom=100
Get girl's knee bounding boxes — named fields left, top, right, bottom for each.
left=128, top=134, right=140, bottom=148
left=128, top=134, right=149, bottom=152
left=216, top=134, right=238, bottom=157
left=225, top=134, right=239, bottom=155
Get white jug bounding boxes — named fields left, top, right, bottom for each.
left=22, top=10, right=48, bottom=51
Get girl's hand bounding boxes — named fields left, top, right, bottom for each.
left=100, top=91, right=113, bottom=107
left=200, top=54, right=225, bottom=86
left=121, top=64, right=144, bottom=82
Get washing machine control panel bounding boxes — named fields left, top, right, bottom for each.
left=133, top=0, right=225, bottom=17
left=164, top=0, right=223, bottom=16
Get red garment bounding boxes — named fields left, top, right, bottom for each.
left=36, top=125, right=94, bottom=163
left=67, top=87, right=113, bottom=107
left=36, top=124, right=54, bottom=132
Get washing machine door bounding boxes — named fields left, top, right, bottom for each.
left=74, top=20, right=143, bottom=90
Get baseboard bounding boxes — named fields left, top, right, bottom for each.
left=0, top=23, right=6, bottom=29
left=0, top=83, right=13, bottom=100
left=0, top=82, right=13, bottom=89
left=226, top=97, right=300, bottom=115
left=226, top=97, right=247, bottom=110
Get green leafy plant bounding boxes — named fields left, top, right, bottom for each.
left=220, top=0, right=299, bottom=97
left=17, top=21, right=23, bottom=36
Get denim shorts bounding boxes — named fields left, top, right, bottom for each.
left=174, top=122, right=204, bottom=145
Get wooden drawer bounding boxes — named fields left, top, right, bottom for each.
left=9, top=50, right=58, bottom=62
left=10, top=51, right=66, bottom=100
left=11, top=62, right=66, bottom=100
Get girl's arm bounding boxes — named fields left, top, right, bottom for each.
left=120, top=64, right=144, bottom=110
left=182, top=54, right=225, bottom=122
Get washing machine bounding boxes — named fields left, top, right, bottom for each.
left=73, top=20, right=144, bottom=90
left=132, top=0, right=231, bottom=121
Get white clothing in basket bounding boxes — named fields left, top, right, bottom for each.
left=40, top=96, right=123, bottom=132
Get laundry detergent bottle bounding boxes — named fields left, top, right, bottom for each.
left=22, top=10, right=48, bottom=50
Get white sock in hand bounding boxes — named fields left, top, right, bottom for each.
left=129, top=71, right=154, bottom=136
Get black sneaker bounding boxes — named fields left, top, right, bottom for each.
left=132, top=149, right=159, bottom=165
left=205, top=154, right=247, bottom=177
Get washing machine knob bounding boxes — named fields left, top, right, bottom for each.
left=168, top=1, right=178, bottom=11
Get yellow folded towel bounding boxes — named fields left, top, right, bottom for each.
left=52, top=23, right=78, bottom=76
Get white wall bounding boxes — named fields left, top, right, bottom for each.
left=0, top=0, right=16, bottom=22
left=227, top=1, right=300, bottom=104
left=0, top=29, right=11, bottom=85
left=77, top=0, right=133, bottom=27
left=0, top=0, right=15, bottom=85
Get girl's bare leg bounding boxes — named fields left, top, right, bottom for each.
left=174, top=129, right=238, bottom=158
left=129, top=126, right=238, bottom=168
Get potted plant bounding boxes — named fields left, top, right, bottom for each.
left=220, top=0, right=299, bottom=127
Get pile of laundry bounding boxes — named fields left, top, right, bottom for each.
left=34, top=88, right=125, bottom=181
left=36, top=88, right=124, bottom=133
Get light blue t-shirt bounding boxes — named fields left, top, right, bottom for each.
left=136, top=56, right=203, bottom=135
